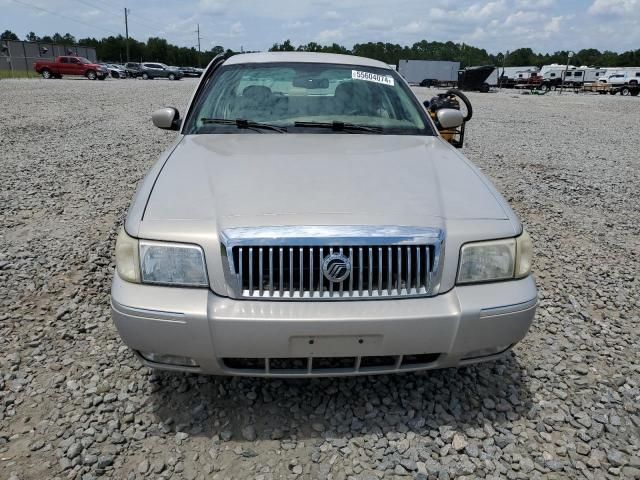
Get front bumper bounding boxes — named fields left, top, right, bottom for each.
left=111, top=274, right=537, bottom=377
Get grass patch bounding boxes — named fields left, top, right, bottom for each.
left=0, top=70, right=38, bottom=79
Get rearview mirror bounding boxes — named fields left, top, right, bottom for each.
left=436, top=109, right=464, bottom=129
left=152, top=107, right=181, bottom=130
left=292, top=77, right=329, bottom=89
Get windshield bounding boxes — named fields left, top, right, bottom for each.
left=186, top=62, right=432, bottom=135
left=78, top=57, right=91, bottom=64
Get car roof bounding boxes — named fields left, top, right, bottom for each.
left=223, top=52, right=391, bottom=70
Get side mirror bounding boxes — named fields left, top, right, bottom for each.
left=152, top=107, right=181, bottom=131
left=436, top=109, right=464, bottom=129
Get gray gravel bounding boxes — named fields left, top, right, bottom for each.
left=1, top=77, right=639, bottom=479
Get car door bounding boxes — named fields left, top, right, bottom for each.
left=68, top=57, right=84, bottom=76
left=58, top=56, right=70, bottom=74
left=64, top=57, right=76, bottom=75
left=146, top=63, right=164, bottom=77
left=155, top=64, right=168, bottom=78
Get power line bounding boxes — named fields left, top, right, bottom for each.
left=70, top=0, right=121, bottom=20
left=119, top=9, right=197, bottom=44
left=70, top=0, right=161, bottom=32
left=11, top=0, right=208, bottom=49
left=10, top=0, right=120, bottom=36
left=79, top=0, right=203, bottom=45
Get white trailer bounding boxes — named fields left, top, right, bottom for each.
left=539, top=63, right=576, bottom=78
left=397, top=60, right=460, bottom=85
left=581, top=68, right=608, bottom=83
left=490, top=66, right=539, bottom=87
left=595, top=68, right=640, bottom=95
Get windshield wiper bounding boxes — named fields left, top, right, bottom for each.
left=200, top=118, right=287, bottom=133
left=294, top=121, right=383, bottom=133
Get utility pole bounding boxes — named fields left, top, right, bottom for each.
left=124, top=7, right=130, bottom=63
left=196, top=23, right=202, bottom=67
left=560, top=51, right=573, bottom=95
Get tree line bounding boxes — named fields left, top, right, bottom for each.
left=270, top=40, right=640, bottom=69
left=2, top=29, right=639, bottom=68
left=1, top=29, right=229, bottom=67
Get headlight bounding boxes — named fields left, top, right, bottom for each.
left=514, top=230, right=533, bottom=278
left=139, top=240, right=208, bottom=287
left=115, top=228, right=140, bottom=283
left=457, top=230, right=532, bottom=284
left=115, top=229, right=208, bottom=287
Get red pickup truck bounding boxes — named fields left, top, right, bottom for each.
left=33, top=56, right=108, bottom=80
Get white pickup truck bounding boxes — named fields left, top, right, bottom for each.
left=598, top=70, right=640, bottom=96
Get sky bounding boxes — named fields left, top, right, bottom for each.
left=2, top=0, right=639, bottom=53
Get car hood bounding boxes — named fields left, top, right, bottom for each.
left=142, top=134, right=512, bottom=230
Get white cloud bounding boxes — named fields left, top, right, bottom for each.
left=316, top=28, right=343, bottom=42
left=505, top=11, right=544, bottom=26
left=469, top=0, right=507, bottom=19
left=544, top=15, right=564, bottom=33
left=284, top=20, right=311, bottom=29
left=230, top=21, right=244, bottom=36
left=588, top=0, right=639, bottom=14
left=78, top=9, right=101, bottom=19
left=197, top=0, right=229, bottom=14
left=356, top=18, right=393, bottom=30
left=322, top=10, right=340, bottom=20
left=209, top=20, right=245, bottom=39
left=515, top=0, right=554, bottom=8
left=395, top=21, right=426, bottom=34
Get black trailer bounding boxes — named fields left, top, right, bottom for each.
left=457, top=66, right=494, bottom=92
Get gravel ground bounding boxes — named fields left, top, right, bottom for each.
left=1, top=77, right=639, bottom=480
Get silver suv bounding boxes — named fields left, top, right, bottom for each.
left=112, top=52, right=536, bottom=376
left=139, top=62, right=183, bottom=80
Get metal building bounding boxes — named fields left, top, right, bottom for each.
left=397, top=60, right=460, bottom=84
left=0, top=40, right=97, bottom=75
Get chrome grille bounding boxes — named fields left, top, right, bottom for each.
left=221, top=226, right=444, bottom=300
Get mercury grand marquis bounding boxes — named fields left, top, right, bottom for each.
left=111, top=52, right=537, bottom=376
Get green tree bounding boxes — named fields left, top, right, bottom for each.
left=575, top=48, right=602, bottom=67
left=270, top=39, right=295, bottom=52
left=505, top=48, right=537, bottom=66
left=146, top=37, right=169, bottom=62
left=25, top=31, right=39, bottom=42
left=297, top=42, right=323, bottom=52
left=1, top=30, right=19, bottom=40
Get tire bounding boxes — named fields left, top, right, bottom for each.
left=550, top=85, right=557, bottom=91
left=142, top=72, right=150, bottom=80
left=86, top=70, right=97, bottom=80
left=620, top=87, right=630, bottom=96
left=631, top=89, right=639, bottom=97
left=540, top=84, right=549, bottom=92
left=41, top=69, right=52, bottom=79
left=168, top=73, right=175, bottom=81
